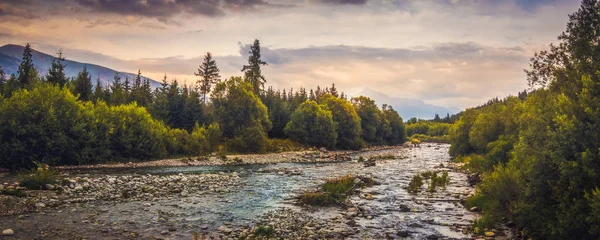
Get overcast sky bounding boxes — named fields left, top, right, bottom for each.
left=0, top=0, right=582, bottom=109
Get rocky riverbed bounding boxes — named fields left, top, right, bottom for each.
left=0, top=144, right=507, bottom=239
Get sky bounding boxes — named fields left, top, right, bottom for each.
left=0, top=0, right=583, bottom=109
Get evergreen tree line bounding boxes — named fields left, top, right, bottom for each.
left=0, top=39, right=406, bottom=170
left=448, top=1, right=600, bottom=238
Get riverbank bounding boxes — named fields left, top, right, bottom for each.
left=0, top=144, right=502, bottom=239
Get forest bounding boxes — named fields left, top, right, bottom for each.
left=0, top=40, right=406, bottom=170
left=447, top=1, right=600, bottom=238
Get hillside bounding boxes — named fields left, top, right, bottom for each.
left=0, top=44, right=161, bottom=88
left=358, top=88, right=460, bottom=120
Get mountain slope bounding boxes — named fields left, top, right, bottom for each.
left=0, top=44, right=161, bottom=88
left=357, top=88, right=460, bottom=120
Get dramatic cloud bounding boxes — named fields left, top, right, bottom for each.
left=313, top=0, right=368, bottom=5
left=0, top=0, right=584, bottom=109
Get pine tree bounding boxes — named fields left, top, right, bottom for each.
left=195, top=52, right=221, bottom=103
left=110, top=72, right=126, bottom=105
left=93, top=76, right=105, bottom=102
left=241, top=39, right=268, bottom=94
left=0, top=65, right=5, bottom=86
left=330, top=83, right=339, bottom=98
left=73, top=66, right=93, bottom=101
left=17, top=43, right=38, bottom=88
left=124, top=77, right=131, bottom=99
left=46, top=50, right=68, bottom=87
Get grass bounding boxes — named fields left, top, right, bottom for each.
left=407, top=174, right=424, bottom=193
left=19, top=162, right=61, bottom=190
left=409, top=134, right=450, bottom=143
left=0, top=189, right=27, bottom=197
left=265, top=138, right=305, bottom=153
left=299, top=174, right=376, bottom=206
left=253, top=226, right=275, bottom=238
left=427, top=171, right=450, bottom=192
left=407, top=170, right=450, bottom=194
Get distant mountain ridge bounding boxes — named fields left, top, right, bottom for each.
left=357, top=88, right=460, bottom=120
left=0, top=44, right=161, bottom=88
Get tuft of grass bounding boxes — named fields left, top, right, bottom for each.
left=407, top=174, right=424, bottom=193
left=427, top=170, right=451, bottom=192
left=231, top=157, right=243, bottom=164
left=299, top=174, right=375, bottom=206
left=218, top=151, right=228, bottom=161
left=253, top=225, right=275, bottom=238
left=0, top=189, right=27, bottom=197
left=19, top=162, right=60, bottom=190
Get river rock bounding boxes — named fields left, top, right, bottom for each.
left=484, top=231, right=495, bottom=237
left=399, top=204, right=411, bottom=212
left=2, top=229, right=14, bottom=235
left=45, top=184, right=55, bottom=190
left=218, top=226, right=232, bottom=234
left=397, top=230, right=410, bottom=237
left=469, top=207, right=480, bottom=212
left=35, top=202, right=46, bottom=208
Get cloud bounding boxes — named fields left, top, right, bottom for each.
left=64, top=41, right=526, bottom=108
left=312, top=0, right=368, bottom=5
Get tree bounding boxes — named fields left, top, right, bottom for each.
left=351, top=96, right=381, bottom=144
left=284, top=100, right=337, bottom=148
left=380, top=104, right=406, bottom=145
left=211, top=76, right=271, bottom=153
left=73, top=67, right=93, bottom=101
left=17, top=43, right=39, bottom=88
left=241, top=39, right=267, bottom=94
left=0, top=65, right=5, bottom=87
left=195, top=52, right=221, bottom=103
left=149, top=74, right=170, bottom=121
left=93, top=77, right=106, bottom=102
left=330, top=83, right=339, bottom=98
left=110, top=73, right=127, bottom=105
left=321, top=94, right=362, bottom=149
left=46, top=50, right=68, bottom=87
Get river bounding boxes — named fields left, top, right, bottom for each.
left=0, top=144, right=479, bottom=239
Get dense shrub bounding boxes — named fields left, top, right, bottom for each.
left=284, top=100, right=337, bottom=148
left=0, top=84, right=217, bottom=170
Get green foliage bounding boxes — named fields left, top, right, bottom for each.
left=46, top=51, right=68, bottom=87
left=17, top=43, right=38, bottom=88
left=195, top=52, right=221, bottom=103
left=406, top=121, right=452, bottom=137
left=351, top=96, right=381, bottom=143
left=73, top=67, right=93, bottom=101
left=320, top=94, right=363, bottom=149
left=450, top=3, right=600, bottom=235
left=284, top=100, right=337, bottom=148
left=299, top=175, right=373, bottom=206
left=242, top=39, right=268, bottom=94
left=407, top=174, right=423, bottom=193
left=0, top=84, right=213, bottom=170
left=19, top=162, right=60, bottom=190
left=212, top=77, right=271, bottom=153
left=253, top=226, right=275, bottom=238
left=426, top=171, right=450, bottom=192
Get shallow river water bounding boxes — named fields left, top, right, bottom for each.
left=0, top=144, right=479, bottom=239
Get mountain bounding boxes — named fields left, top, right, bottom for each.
left=357, top=88, right=461, bottom=120
left=0, top=44, right=161, bottom=88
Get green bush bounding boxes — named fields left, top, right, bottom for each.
left=407, top=174, right=423, bottom=193
left=19, top=162, right=60, bottom=190
left=299, top=174, right=374, bottom=206
left=284, top=100, right=337, bottom=148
